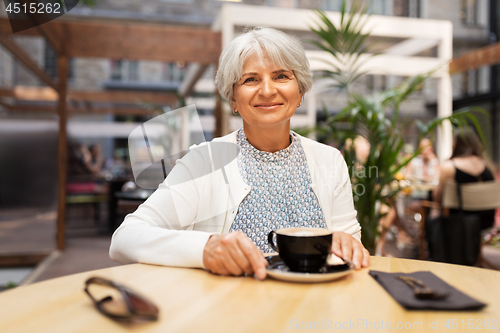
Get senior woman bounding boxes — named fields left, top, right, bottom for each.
left=110, top=27, right=370, bottom=280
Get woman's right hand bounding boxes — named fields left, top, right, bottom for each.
left=203, top=231, right=268, bottom=280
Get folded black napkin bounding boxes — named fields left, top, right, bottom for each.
left=369, top=270, right=486, bottom=311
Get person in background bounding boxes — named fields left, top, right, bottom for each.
left=82, top=144, right=104, bottom=176
left=105, top=151, right=128, bottom=179
left=405, top=138, right=440, bottom=222
left=405, top=138, right=440, bottom=186
left=433, top=128, right=497, bottom=230
left=378, top=138, right=439, bottom=255
left=344, top=135, right=370, bottom=164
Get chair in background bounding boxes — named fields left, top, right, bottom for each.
left=419, top=180, right=500, bottom=269
left=66, top=181, right=109, bottom=229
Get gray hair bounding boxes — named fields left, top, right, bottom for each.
left=215, top=27, right=313, bottom=104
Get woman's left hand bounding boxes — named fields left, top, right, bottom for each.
left=331, top=232, right=370, bottom=270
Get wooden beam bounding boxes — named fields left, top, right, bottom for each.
left=0, top=18, right=221, bottom=63
left=0, top=87, right=178, bottom=104
left=36, top=21, right=63, bottom=54
left=69, top=106, right=163, bottom=116
left=2, top=103, right=164, bottom=116
left=0, top=254, right=49, bottom=267
left=61, top=21, right=221, bottom=63
left=179, top=63, right=208, bottom=96
left=23, top=0, right=64, bottom=53
left=68, top=90, right=178, bottom=104
left=56, top=54, right=68, bottom=251
left=214, top=92, right=223, bottom=138
left=0, top=89, right=14, bottom=98
left=450, top=42, right=500, bottom=74
left=0, top=99, right=12, bottom=111
left=0, top=36, right=57, bottom=90
left=13, top=86, right=57, bottom=100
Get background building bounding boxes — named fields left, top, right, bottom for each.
left=0, top=0, right=498, bottom=211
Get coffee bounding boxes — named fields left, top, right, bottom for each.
left=277, top=228, right=332, bottom=237
left=287, top=231, right=317, bottom=236
left=267, top=227, right=333, bottom=273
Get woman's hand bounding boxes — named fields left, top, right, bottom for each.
left=203, top=231, right=268, bottom=280
left=331, top=232, right=370, bottom=270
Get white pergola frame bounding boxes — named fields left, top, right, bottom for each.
left=188, top=4, right=453, bottom=159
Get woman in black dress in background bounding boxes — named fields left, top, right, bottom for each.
left=434, top=128, right=497, bottom=230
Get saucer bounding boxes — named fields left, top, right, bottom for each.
left=265, top=255, right=354, bottom=283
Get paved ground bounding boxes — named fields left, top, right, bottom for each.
left=30, top=235, right=120, bottom=283
left=0, top=207, right=120, bottom=287
left=0, top=208, right=55, bottom=256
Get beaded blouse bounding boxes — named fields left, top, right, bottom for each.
left=229, top=128, right=326, bottom=253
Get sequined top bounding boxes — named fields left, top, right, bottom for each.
left=229, top=128, right=326, bottom=253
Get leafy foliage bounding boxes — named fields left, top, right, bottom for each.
left=320, top=74, right=485, bottom=252
left=307, top=0, right=487, bottom=253
left=308, top=2, right=376, bottom=91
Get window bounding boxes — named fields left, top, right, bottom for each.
left=460, top=68, right=490, bottom=96
left=323, top=0, right=342, bottom=11
left=44, top=44, right=57, bottom=78
left=365, top=0, right=390, bottom=15
left=460, top=0, right=488, bottom=27
left=44, top=42, right=74, bottom=80
left=109, top=60, right=139, bottom=82
left=110, top=60, right=123, bottom=81
left=461, top=71, right=474, bottom=96
left=393, top=0, right=421, bottom=18
left=162, top=61, right=189, bottom=82
left=127, top=61, right=139, bottom=81
left=324, top=0, right=390, bottom=15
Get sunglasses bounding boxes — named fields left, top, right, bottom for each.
left=84, top=277, right=159, bottom=322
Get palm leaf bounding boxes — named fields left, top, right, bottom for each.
left=308, top=2, right=375, bottom=91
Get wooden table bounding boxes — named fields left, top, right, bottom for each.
left=1, top=257, right=499, bottom=333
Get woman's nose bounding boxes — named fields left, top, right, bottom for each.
left=259, top=77, right=277, bottom=97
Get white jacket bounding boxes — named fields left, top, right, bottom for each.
left=109, top=130, right=361, bottom=268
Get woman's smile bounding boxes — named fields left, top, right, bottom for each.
left=253, top=102, right=284, bottom=110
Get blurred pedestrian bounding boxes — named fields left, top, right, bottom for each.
left=433, top=129, right=497, bottom=230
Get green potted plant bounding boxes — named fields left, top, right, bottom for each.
left=306, top=1, right=486, bottom=253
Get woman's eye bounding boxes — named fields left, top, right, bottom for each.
left=243, top=77, right=256, bottom=83
left=276, top=74, right=289, bottom=80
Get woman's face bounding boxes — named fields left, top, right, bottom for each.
left=232, top=52, right=302, bottom=131
left=419, top=138, right=434, bottom=159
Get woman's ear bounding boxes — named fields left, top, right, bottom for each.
left=232, top=99, right=237, bottom=112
